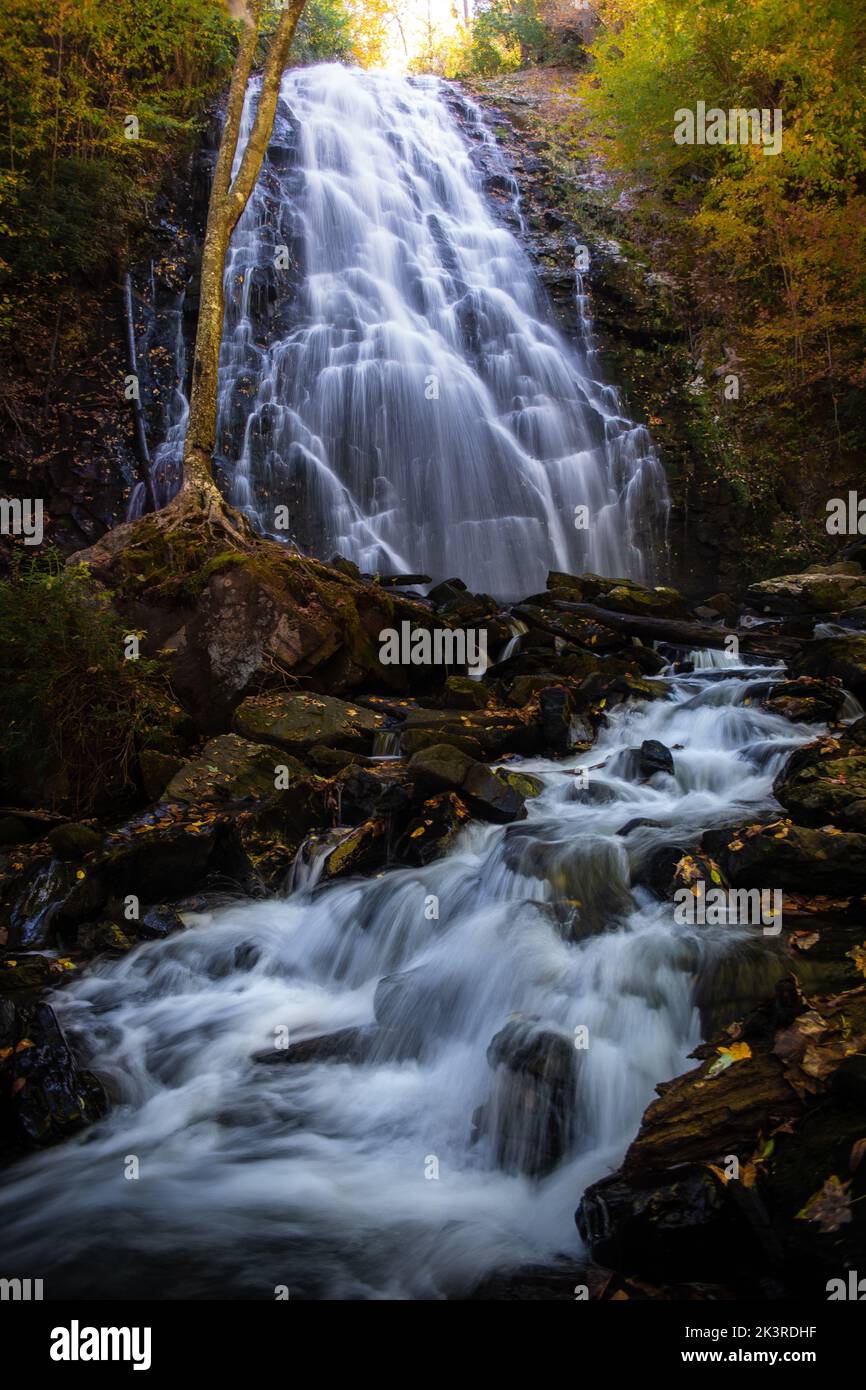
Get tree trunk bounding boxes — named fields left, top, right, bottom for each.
left=183, top=0, right=308, bottom=495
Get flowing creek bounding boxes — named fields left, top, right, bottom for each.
left=0, top=657, right=828, bottom=1298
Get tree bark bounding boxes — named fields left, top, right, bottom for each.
left=183, top=0, right=308, bottom=494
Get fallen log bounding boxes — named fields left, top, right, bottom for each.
left=550, top=600, right=803, bottom=661
left=376, top=573, right=432, bottom=587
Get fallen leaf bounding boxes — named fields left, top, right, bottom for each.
left=796, top=1175, right=853, bottom=1233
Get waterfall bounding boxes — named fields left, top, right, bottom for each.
left=213, top=65, right=668, bottom=595
left=0, top=660, right=826, bottom=1299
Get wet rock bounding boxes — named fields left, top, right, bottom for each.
left=576, top=984, right=866, bottom=1292
left=139, top=904, right=187, bottom=940
left=394, top=791, right=472, bottom=865
left=618, top=739, right=675, bottom=784
left=319, top=819, right=385, bottom=880
left=705, top=818, right=866, bottom=894
left=254, top=1025, right=377, bottom=1066
left=0, top=953, right=78, bottom=994
left=773, top=723, right=866, bottom=832
left=596, top=583, right=689, bottom=619
left=233, top=691, right=386, bottom=755
left=480, top=1015, right=578, bottom=1177
left=789, top=636, right=866, bottom=703
left=636, top=846, right=726, bottom=901
left=373, top=967, right=459, bottom=1057
left=77, top=920, right=134, bottom=955
left=760, top=676, right=846, bottom=725
left=494, top=768, right=544, bottom=799
left=0, top=998, right=107, bottom=1160
left=638, top=739, right=674, bottom=778
left=407, top=744, right=527, bottom=823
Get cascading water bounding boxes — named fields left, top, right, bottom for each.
left=0, top=659, right=830, bottom=1299
left=215, top=65, right=668, bottom=595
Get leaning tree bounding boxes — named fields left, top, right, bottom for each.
left=183, top=0, right=308, bottom=499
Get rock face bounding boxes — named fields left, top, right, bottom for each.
left=407, top=744, right=527, bottom=823
left=233, top=691, right=386, bottom=754
left=773, top=719, right=866, bottom=832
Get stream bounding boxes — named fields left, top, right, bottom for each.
left=0, top=657, right=822, bottom=1298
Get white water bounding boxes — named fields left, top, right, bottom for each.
left=215, top=65, right=668, bottom=594
left=0, top=663, right=821, bottom=1299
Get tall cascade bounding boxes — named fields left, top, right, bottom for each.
left=210, top=65, right=668, bottom=595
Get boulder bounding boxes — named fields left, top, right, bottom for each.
left=788, top=636, right=866, bottom=704
left=773, top=724, right=866, bottom=832
left=394, top=791, right=472, bottom=865
left=576, top=984, right=866, bottom=1293
left=166, top=735, right=301, bottom=803
left=479, top=1015, right=578, bottom=1177
left=704, top=818, right=866, bottom=895
left=398, top=704, right=541, bottom=760
left=746, top=570, right=866, bottom=616
left=69, top=489, right=442, bottom=729
left=0, top=997, right=107, bottom=1159
left=233, top=691, right=386, bottom=755
left=407, top=745, right=527, bottom=823
left=45, top=823, right=102, bottom=861
left=760, top=676, right=846, bottom=724
left=538, top=685, right=574, bottom=755
left=438, top=675, right=491, bottom=710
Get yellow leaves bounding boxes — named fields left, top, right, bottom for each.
left=847, top=944, right=866, bottom=979
left=409, top=825, right=427, bottom=839
left=728, top=838, right=744, bottom=852
left=75, top=869, right=86, bottom=879
left=706, top=1041, right=752, bottom=1078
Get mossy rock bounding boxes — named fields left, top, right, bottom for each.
left=46, top=823, right=102, bottom=861
left=597, top=584, right=688, bottom=619
left=77, top=920, right=133, bottom=955
left=440, top=675, right=491, bottom=710
left=233, top=691, right=385, bottom=755
left=747, top=572, right=866, bottom=615
left=790, top=637, right=866, bottom=703
left=166, top=735, right=306, bottom=805
left=71, top=489, right=444, bottom=729
left=495, top=768, right=544, bottom=799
